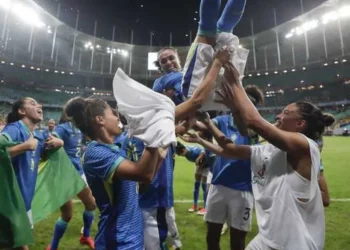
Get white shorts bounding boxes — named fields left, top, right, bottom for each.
left=246, top=235, right=275, bottom=250
left=207, top=172, right=213, bottom=184
left=205, top=184, right=254, bottom=232
left=143, top=207, right=182, bottom=250
left=195, top=164, right=209, bottom=177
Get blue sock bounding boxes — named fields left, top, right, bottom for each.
left=50, top=218, right=68, bottom=250
left=83, top=210, right=95, bottom=237
left=194, top=181, right=201, bottom=206
left=202, top=183, right=208, bottom=208
left=217, top=0, right=247, bottom=33
left=198, top=0, right=222, bottom=37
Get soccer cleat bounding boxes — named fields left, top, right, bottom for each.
left=46, top=245, right=56, bottom=250
left=188, top=204, right=198, bottom=212
left=80, top=235, right=95, bottom=250
left=197, top=207, right=206, bottom=216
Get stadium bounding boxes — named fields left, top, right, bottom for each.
left=0, top=0, right=349, bottom=249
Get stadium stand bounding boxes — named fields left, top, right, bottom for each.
left=0, top=0, right=349, bottom=134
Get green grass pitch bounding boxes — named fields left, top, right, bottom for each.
left=30, top=137, right=350, bottom=250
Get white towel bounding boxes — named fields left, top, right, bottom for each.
left=113, top=69, right=176, bottom=148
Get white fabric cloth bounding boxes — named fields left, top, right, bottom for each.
left=207, top=171, right=213, bottom=184
left=113, top=69, right=176, bottom=148
left=142, top=207, right=182, bottom=250
left=246, top=234, right=275, bottom=250
left=250, top=136, right=324, bottom=250
left=181, top=32, right=249, bottom=111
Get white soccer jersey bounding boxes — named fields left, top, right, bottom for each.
left=250, top=136, right=325, bottom=250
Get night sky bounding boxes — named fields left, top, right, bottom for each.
left=36, top=0, right=327, bottom=46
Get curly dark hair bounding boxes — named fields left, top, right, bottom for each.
left=295, top=102, right=335, bottom=141
left=64, top=97, right=110, bottom=140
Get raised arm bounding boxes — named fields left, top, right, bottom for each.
left=113, top=147, right=159, bottom=184
left=220, top=63, right=309, bottom=158
left=181, top=132, right=250, bottom=160
left=6, top=134, right=38, bottom=158
left=196, top=112, right=232, bottom=148
left=319, top=170, right=330, bottom=207
left=175, top=49, right=230, bottom=122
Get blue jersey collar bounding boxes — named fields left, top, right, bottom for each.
left=19, top=120, right=37, bottom=137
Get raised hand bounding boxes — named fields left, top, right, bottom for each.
left=195, top=152, right=205, bottom=165
left=45, top=135, right=64, bottom=150
left=180, top=132, right=201, bottom=144
left=176, top=116, right=197, bottom=135
left=195, top=111, right=211, bottom=125
left=162, top=88, right=175, bottom=98
left=214, top=47, right=232, bottom=65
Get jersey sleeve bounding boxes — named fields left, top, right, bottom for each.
left=152, top=77, right=163, bottom=93
left=84, top=144, right=127, bottom=184
left=212, top=116, right=225, bottom=129
left=1, top=123, right=20, bottom=142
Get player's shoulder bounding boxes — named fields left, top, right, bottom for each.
left=1, top=121, right=22, bottom=139
left=213, top=115, right=229, bottom=122
left=3, top=121, right=21, bottom=130
left=213, top=115, right=231, bottom=128
left=87, top=141, right=126, bottom=158
left=56, top=122, right=70, bottom=132
left=152, top=75, right=165, bottom=91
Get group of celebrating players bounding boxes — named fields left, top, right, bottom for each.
left=3, top=0, right=334, bottom=249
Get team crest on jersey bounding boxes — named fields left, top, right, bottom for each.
left=252, top=157, right=268, bottom=187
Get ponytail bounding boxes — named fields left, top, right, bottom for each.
left=6, top=98, right=27, bottom=124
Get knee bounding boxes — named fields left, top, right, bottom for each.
left=84, top=196, right=96, bottom=211
left=84, top=200, right=96, bottom=211
left=80, top=189, right=97, bottom=211
left=61, top=213, right=72, bottom=222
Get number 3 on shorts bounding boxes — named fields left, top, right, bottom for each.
left=243, top=207, right=251, bottom=221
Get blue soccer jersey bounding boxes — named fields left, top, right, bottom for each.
left=184, top=146, right=203, bottom=162
left=42, top=128, right=52, bottom=139
left=82, top=141, right=143, bottom=250
left=211, top=115, right=256, bottom=192
left=114, top=130, right=128, bottom=149
left=153, top=71, right=184, bottom=105
left=204, top=149, right=216, bottom=172
left=1, top=120, right=45, bottom=211
left=123, top=136, right=175, bottom=208
left=53, top=122, right=83, bottom=175
left=122, top=136, right=144, bottom=162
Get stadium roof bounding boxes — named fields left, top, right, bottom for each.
left=0, top=0, right=349, bottom=79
